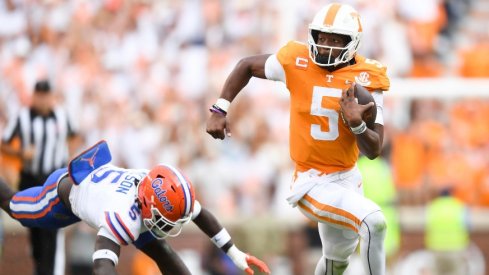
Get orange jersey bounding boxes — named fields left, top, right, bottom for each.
left=275, top=41, right=390, bottom=173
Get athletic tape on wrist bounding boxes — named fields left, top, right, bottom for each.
left=93, top=249, right=119, bottom=266
left=350, top=121, right=367, bottom=135
left=226, top=245, right=248, bottom=269
left=211, top=228, right=232, bottom=248
left=215, top=98, right=231, bottom=113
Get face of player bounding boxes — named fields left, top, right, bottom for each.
left=315, top=32, right=351, bottom=66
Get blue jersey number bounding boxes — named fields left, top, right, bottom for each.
left=92, top=167, right=125, bottom=184
left=128, top=203, right=141, bottom=220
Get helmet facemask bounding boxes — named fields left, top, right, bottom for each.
left=142, top=204, right=191, bottom=239
left=308, top=29, right=359, bottom=67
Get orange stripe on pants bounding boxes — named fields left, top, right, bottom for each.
left=298, top=201, right=359, bottom=233
left=304, top=194, right=361, bottom=226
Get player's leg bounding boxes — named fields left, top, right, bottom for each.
left=0, top=177, right=15, bottom=215
left=9, top=168, right=80, bottom=228
left=294, top=167, right=385, bottom=275
left=359, top=210, right=386, bottom=275
left=314, top=222, right=359, bottom=275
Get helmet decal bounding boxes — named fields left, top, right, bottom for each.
left=350, top=11, right=362, bottom=32
left=322, top=3, right=341, bottom=26
left=151, top=177, right=174, bottom=213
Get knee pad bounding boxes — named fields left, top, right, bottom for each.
left=360, top=211, right=387, bottom=238
left=359, top=211, right=387, bottom=275
left=318, top=223, right=359, bottom=262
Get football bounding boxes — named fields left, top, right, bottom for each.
left=354, top=84, right=377, bottom=128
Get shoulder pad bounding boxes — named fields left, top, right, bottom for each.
left=353, top=55, right=390, bottom=91
left=276, top=40, right=309, bottom=67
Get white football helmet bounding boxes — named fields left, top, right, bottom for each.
left=308, top=3, right=363, bottom=67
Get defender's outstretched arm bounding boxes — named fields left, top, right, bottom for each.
left=138, top=238, right=192, bottom=275
left=192, top=202, right=271, bottom=275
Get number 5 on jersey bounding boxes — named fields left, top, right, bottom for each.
left=310, top=86, right=342, bottom=141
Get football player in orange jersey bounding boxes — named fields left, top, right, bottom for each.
left=207, top=3, right=389, bottom=275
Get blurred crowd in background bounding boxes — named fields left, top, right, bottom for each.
left=0, top=0, right=489, bottom=273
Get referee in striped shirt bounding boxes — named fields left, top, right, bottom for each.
left=1, top=80, right=79, bottom=275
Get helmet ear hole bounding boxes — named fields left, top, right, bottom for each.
left=343, top=35, right=352, bottom=45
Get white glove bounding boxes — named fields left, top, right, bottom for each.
left=226, top=245, right=271, bottom=275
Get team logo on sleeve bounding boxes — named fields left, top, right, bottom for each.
left=355, top=72, right=371, bottom=86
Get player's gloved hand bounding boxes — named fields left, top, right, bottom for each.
left=226, top=245, right=271, bottom=274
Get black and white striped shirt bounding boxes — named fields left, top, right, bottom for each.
left=2, top=107, right=77, bottom=176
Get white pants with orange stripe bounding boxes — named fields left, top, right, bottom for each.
left=286, top=166, right=386, bottom=275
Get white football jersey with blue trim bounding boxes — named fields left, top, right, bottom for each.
left=69, top=164, right=149, bottom=245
